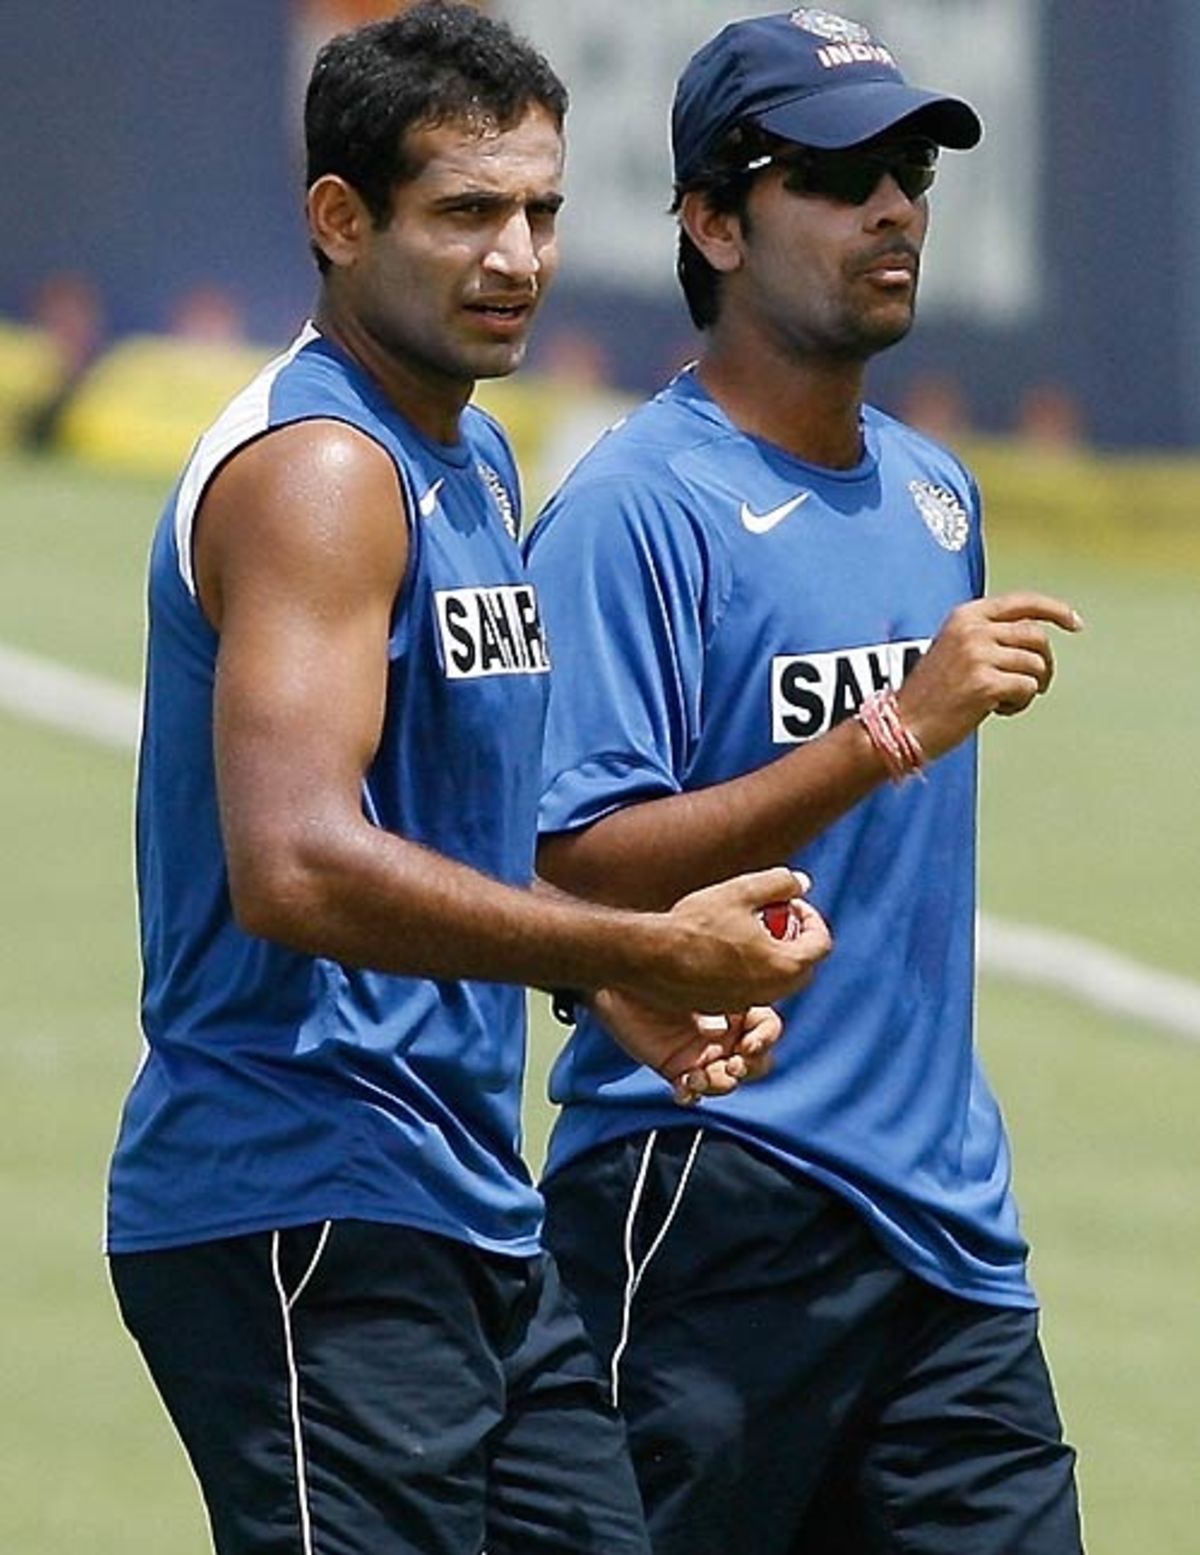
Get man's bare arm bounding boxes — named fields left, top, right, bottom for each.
left=195, top=419, right=825, bottom=1011
left=539, top=592, right=1083, bottom=911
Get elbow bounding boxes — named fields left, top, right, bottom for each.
left=221, top=798, right=374, bottom=956
left=227, top=849, right=327, bottom=952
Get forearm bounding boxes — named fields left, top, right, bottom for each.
left=539, top=715, right=889, bottom=910
left=227, top=810, right=821, bottom=1014
left=537, top=591, right=1084, bottom=913
left=231, top=811, right=675, bottom=990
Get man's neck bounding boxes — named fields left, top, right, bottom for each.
left=696, top=342, right=868, bottom=470
left=314, top=298, right=472, bottom=446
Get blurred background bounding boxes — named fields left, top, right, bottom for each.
left=1, top=3, right=1197, bottom=1552
left=11, top=0, right=1200, bottom=466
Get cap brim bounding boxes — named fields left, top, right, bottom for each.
left=755, top=82, right=982, bottom=151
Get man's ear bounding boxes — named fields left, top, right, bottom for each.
left=307, top=175, right=372, bottom=270
left=678, top=189, right=746, bottom=276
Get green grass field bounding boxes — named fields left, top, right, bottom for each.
left=1, top=448, right=1197, bottom=1553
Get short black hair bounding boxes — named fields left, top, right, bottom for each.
left=305, top=1, right=568, bottom=271
left=672, top=122, right=782, bottom=330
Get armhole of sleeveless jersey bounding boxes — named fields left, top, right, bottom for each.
left=172, top=326, right=319, bottom=601
left=180, top=421, right=417, bottom=641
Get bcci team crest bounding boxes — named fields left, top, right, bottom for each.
left=909, top=480, right=970, bottom=552
left=789, top=9, right=875, bottom=44
left=477, top=460, right=518, bottom=539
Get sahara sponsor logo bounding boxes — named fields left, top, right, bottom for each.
left=771, top=637, right=930, bottom=743
left=435, top=585, right=550, bottom=680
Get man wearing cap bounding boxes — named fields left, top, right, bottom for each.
left=524, top=10, right=1085, bottom=1553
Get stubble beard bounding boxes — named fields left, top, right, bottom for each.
left=821, top=284, right=919, bottom=363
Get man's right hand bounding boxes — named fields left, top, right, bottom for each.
left=590, top=993, right=782, bottom=1105
left=899, top=591, right=1083, bottom=761
left=632, top=867, right=832, bottom=1012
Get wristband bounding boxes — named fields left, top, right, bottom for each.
left=855, top=688, right=926, bottom=784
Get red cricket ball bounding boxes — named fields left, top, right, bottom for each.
left=761, top=901, right=801, bottom=940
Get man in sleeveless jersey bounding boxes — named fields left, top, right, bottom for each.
left=525, top=11, right=1086, bottom=1554
left=105, top=8, right=831, bottom=1554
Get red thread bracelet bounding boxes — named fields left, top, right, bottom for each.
left=856, top=688, right=926, bottom=784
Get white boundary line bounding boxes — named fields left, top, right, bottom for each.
left=0, top=641, right=140, bottom=751
left=3, top=641, right=1198, bottom=1044
left=979, top=918, right=1200, bottom=1044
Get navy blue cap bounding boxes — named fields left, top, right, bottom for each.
left=672, top=9, right=982, bottom=183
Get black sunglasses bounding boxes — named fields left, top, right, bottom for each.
left=744, top=139, right=939, bottom=206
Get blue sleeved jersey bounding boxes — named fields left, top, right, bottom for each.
left=524, top=368, right=1033, bottom=1308
left=107, top=325, right=550, bottom=1257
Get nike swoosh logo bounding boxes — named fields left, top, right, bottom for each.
left=740, top=492, right=810, bottom=534
left=417, top=478, right=445, bottom=519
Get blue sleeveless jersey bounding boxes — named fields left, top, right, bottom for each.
left=107, top=326, right=551, bottom=1256
left=524, top=369, right=1033, bottom=1308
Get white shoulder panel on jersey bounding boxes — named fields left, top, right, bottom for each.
left=172, top=323, right=319, bottom=598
